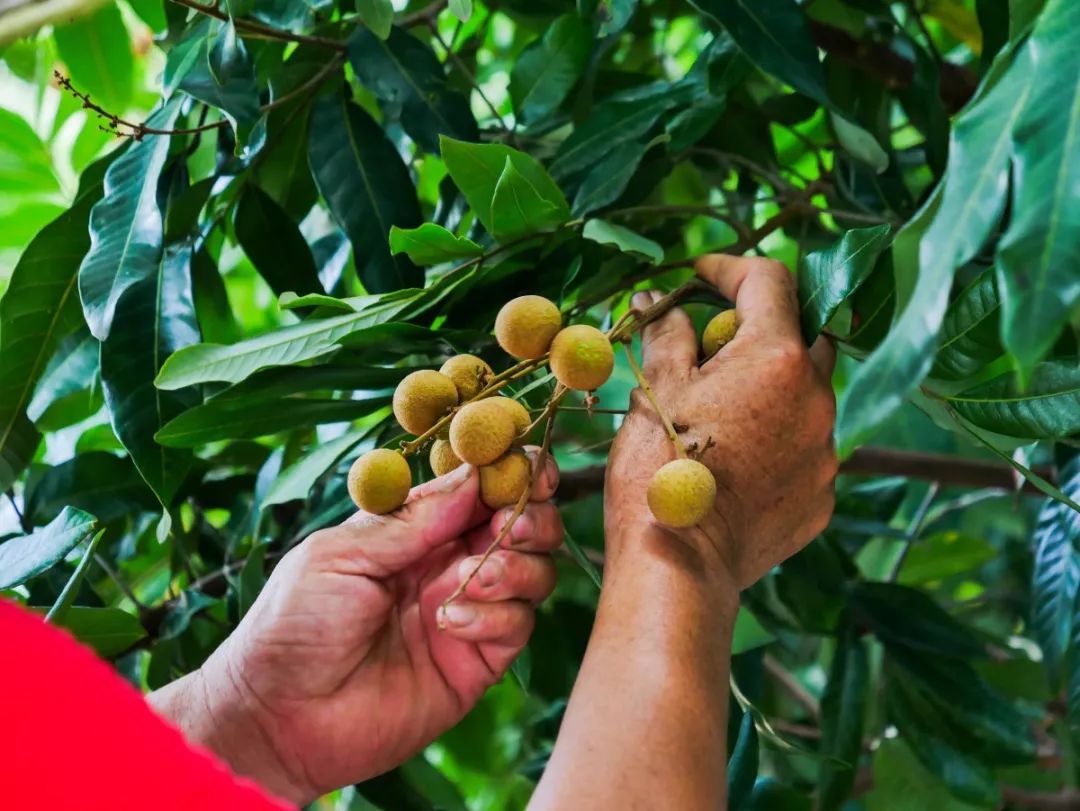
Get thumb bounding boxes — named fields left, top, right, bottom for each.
left=340, top=464, right=485, bottom=576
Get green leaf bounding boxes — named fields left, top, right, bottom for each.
left=509, top=14, right=591, bottom=124
left=128, top=0, right=167, bottom=32
left=27, top=330, right=99, bottom=423
left=930, top=268, right=1003, bottom=380
left=997, top=0, right=1080, bottom=374
left=24, top=452, right=156, bottom=525
left=263, top=428, right=372, bottom=507
left=441, top=136, right=570, bottom=237
left=356, top=0, right=393, bottom=38
left=54, top=606, right=146, bottom=658
left=308, top=94, right=424, bottom=293
left=234, top=543, right=267, bottom=619
left=562, top=530, right=601, bottom=589
left=100, top=241, right=201, bottom=505
left=798, top=224, right=891, bottom=343
left=818, top=626, right=869, bottom=810
left=864, top=738, right=989, bottom=811
left=252, top=105, right=318, bottom=219
left=666, top=96, right=726, bottom=152
left=831, top=113, right=889, bottom=173
left=731, top=607, right=775, bottom=654
left=234, top=184, right=323, bottom=297
left=389, top=224, right=482, bottom=266
left=53, top=4, right=134, bottom=113
left=727, top=711, right=758, bottom=809
left=448, top=0, right=472, bottom=22
left=490, top=157, right=568, bottom=241
left=582, top=219, right=663, bottom=264
left=946, top=357, right=1080, bottom=439
left=836, top=51, right=1033, bottom=456
left=897, top=531, right=996, bottom=585
left=0, top=507, right=98, bottom=590
left=46, top=529, right=106, bottom=624
left=572, top=140, right=647, bottom=217
left=849, top=582, right=986, bottom=659
left=208, top=18, right=250, bottom=85
left=0, top=107, right=60, bottom=194
left=349, top=27, right=479, bottom=154
left=78, top=100, right=181, bottom=340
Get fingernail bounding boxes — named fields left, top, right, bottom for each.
left=507, top=511, right=534, bottom=543
left=649, top=290, right=663, bottom=304
left=442, top=603, right=477, bottom=627
left=631, top=292, right=651, bottom=311
left=436, top=463, right=472, bottom=492
left=460, top=555, right=503, bottom=587
left=545, top=457, right=560, bottom=491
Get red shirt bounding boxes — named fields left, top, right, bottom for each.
left=1, top=598, right=292, bottom=810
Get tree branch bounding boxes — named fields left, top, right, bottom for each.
left=168, top=0, right=347, bottom=51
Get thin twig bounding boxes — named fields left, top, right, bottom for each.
left=94, top=554, right=149, bottom=613
left=622, top=342, right=687, bottom=458
left=888, top=482, right=940, bottom=581
left=427, top=22, right=509, bottom=130
left=167, top=0, right=347, bottom=51
left=5, top=491, right=28, bottom=533
left=763, top=653, right=820, bottom=719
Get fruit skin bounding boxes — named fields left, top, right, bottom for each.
left=429, top=439, right=463, bottom=477
left=348, top=449, right=412, bottom=515
left=495, top=295, right=562, bottom=359
left=439, top=354, right=494, bottom=401
left=647, top=458, right=717, bottom=528
left=490, top=396, right=531, bottom=440
left=549, top=324, right=615, bottom=391
left=450, top=399, right=515, bottom=466
left=703, top=310, right=738, bottom=356
left=480, top=451, right=531, bottom=509
left=392, top=370, right=459, bottom=436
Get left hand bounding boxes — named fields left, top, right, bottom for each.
left=152, top=454, right=561, bottom=804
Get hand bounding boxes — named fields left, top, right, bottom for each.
left=151, top=455, right=561, bottom=804
left=605, top=254, right=837, bottom=588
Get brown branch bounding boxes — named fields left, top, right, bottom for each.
left=400, top=0, right=448, bottom=27
left=1000, top=786, right=1080, bottom=811
left=764, top=653, right=820, bottom=720
left=168, top=0, right=347, bottom=51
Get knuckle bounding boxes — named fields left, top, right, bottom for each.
left=770, top=341, right=810, bottom=377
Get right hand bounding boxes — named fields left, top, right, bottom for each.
left=604, top=254, right=838, bottom=588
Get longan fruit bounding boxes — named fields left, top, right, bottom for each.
left=429, top=439, right=463, bottom=477
left=549, top=324, right=614, bottom=391
left=392, top=370, right=459, bottom=436
left=479, top=451, right=531, bottom=509
left=495, top=295, right=562, bottom=359
left=439, top=354, right=494, bottom=401
left=490, top=396, right=531, bottom=440
left=450, top=399, right=515, bottom=466
left=703, top=310, right=738, bottom=356
left=647, top=458, right=716, bottom=528
left=348, top=449, right=412, bottom=514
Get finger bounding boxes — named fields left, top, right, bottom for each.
left=695, top=255, right=802, bottom=345
left=438, top=599, right=534, bottom=646
left=456, top=551, right=557, bottom=603
left=809, top=335, right=837, bottom=380
left=522, top=445, right=560, bottom=500
left=632, top=290, right=697, bottom=374
left=466, top=501, right=564, bottom=554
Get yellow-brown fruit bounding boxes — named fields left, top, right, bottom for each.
left=429, top=439, right=463, bottom=478
left=495, top=295, right=562, bottom=359
left=348, top=449, right=412, bottom=515
left=490, top=396, right=531, bottom=440
left=450, top=399, right=515, bottom=466
left=647, top=459, right=717, bottom=528
left=549, top=325, right=615, bottom=391
left=439, top=354, right=494, bottom=401
left=392, top=370, right=459, bottom=436
left=479, top=451, right=531, bottom=509
left=703, top=310, right=738, bottom=356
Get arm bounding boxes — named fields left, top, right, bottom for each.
left=531, top=255, right=838, bottom=810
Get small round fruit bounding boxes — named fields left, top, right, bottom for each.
left=439, top=354, right=494, bottom=401
left=495, top=295, right=562, bottom=359
left=450, top=399, right=515, bottom=466
left=348, top=449, right=412, bottom=515
left=480, top=451, right=531, bottom=509
left=703, top=310, right=738, bottom=356
left=490, top=396, right=531, bottom=440
left=429, top=439, right=463, bottom=478
left=392, top=370, right=459, bottom=436
left=647, top=458, right=717, bottom=528
left=549, top=325, right=615, bottom=391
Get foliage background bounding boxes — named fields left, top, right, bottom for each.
left=2, top=0, right=1080, bottom=808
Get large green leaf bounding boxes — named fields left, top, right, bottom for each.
left=0, top=107, right=61, bottom=195
left=818, top=626, right=868, bottom=810
left=727, top=711, right=759, bottom=809
left=54, top=606, right=147, bottom=658
left=490, top=157, right=568, bottom=241
left=441, top=136, right=570, bottom=238
left=53, top=4, right=134, bottom=113
left=262, top=428, right=373, bottom=507
left=78, top=101, right=181, bottom=340
left=348, top=27, right=478, bottom=154
left=234, top=184, right=323, bottom=297
left=572, top=141, right=648, bottom=217
left=0, top=507, right=98, bottom=590
left=836, top=50, right=1033, bottom=456
left=101, top=242, right=201, bottom=505
left=389, top=224, right=482, bottom=266
left=46, top=529, right=106, bottom=623
left=27, top=330, right=100, bottom=423
left=509, top=14, right=592, bottom=124
left=356, top=0, right=393, bottom=39
left=24, top=453, right=156, bottom=525
left=849, top=582, right=986, bottom=660
left=997, top=0, right=1080, bottom=375
left=930, top=268, right=1003, bottom=380
left=864, top=738, right=988, bottom=811
left=582, top=219, right=664, bottom=264
left=946, top=357, right=1080, bottom=438
left=798, top=224, right=891, bottom=344
left=308, top=94, right=423, bottom=293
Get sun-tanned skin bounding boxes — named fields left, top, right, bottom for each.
left=151, top=254, right=836, bottom=810
left=530, top=255, right=837, bottom=810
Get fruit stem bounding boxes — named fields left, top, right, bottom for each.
left=439, top=402, right=561, bottom=617
left=608, top=277, right=720, bottom=343
left=621, top=342, right=687, bottom=459
left=524, top=385, right=567, bottom=435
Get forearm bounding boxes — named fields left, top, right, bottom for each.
left=530, top=523, right=739, bottom=810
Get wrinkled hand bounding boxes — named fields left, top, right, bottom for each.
left=605, top=255, right=837, bottom=588
left=154, top=455, right=561, bottom=804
